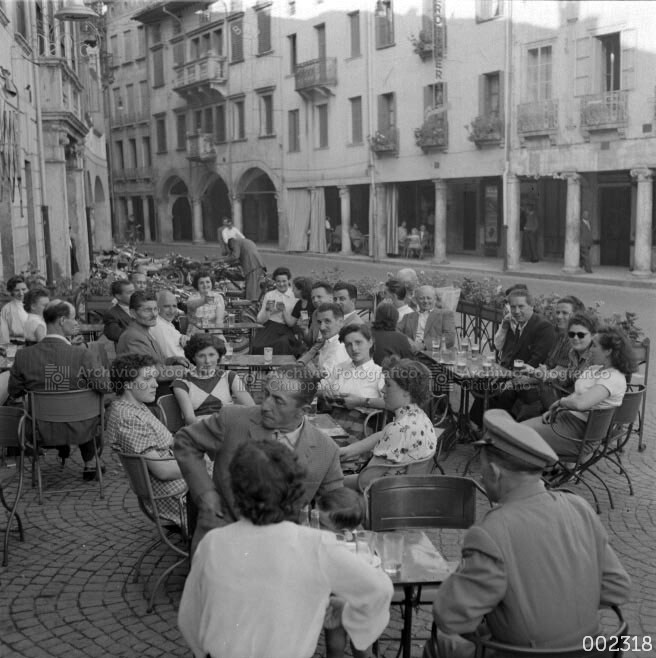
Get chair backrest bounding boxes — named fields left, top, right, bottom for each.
left=29, top=389, right=104, bottom=423
left=611, top=384, right=644, bottom=426
left=357, top=454, right=434, bottom=493
left=0, top=407, right=25, bottom=449
left=156, top=394, right=185, bottom=433
left=581, top=407, right=617, bottom=443
left=368, top=475, right=482, bottom=531
left=363, top=409, right=392, bottom=436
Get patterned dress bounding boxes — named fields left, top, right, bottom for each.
left=372, top=403, right=437, bottom=464
left=171, top=369, right=241, bottom=417
left=107, top=398, right=187, bottom=526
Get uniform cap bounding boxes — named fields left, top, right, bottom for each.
left=475, top=409, right=558, bottom=469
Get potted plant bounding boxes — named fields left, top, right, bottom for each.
left=409, top=30, right=433, bottom=60
left=414, top=111, right=448, bottom=151
left=368, top=128, right=397, bottom=154
left=466, top=113, right=503, bottom=145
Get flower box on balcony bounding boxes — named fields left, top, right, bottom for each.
left=369, top=128, right=398, bottom=156
left=415, top=110, right=448, bottom=152
left=410, top=30, right=433, bottom=61
left=467, top=113, right=503, bottom=146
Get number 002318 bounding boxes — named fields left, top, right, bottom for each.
left=582, top=636, right=652, bottom=652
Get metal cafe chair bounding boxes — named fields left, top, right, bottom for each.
left=0, top=407, right=27, bottom=566
left=156, top=394, right=186, bottom=434
left=26, top=390, right=105, bottom=504
left=117, top=452, right=189, bottom=612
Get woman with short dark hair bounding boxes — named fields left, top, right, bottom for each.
left=186, top=269, right=226, bottom=335
left=172, top=333, right=254, bottom=425
left=370, top=303, right=414, bottom=365
left=178, top=439, right=392, bottom=658
left=22, top=288, right=50, bottom=344
left=1, top=275, right=28, bottom=340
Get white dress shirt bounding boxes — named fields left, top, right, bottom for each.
left=317, top=334, right=349, bottom=376
left=396, top=304, right=413, bottom=324
left=415, top=310, right=431, bottom=343
left=221, top=226, right=245, bottom=244
left=0, top=300, right=28, bottom=338
left=150, top=316, right=185, bottom=359
left=178, top=519, right=393, bottom=658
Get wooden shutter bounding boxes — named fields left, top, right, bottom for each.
left=574, top=36, right=591, bottom=96
left=153, top=48, right=164, bottom=87
left=351, top=97, right=362, bottom=143
left=257, top=9, right=271, bottom=54
left=621, top=28, right=636, bottom=90
left=498, top=71, right=505, bottom=122
left=230, top=19, right=243, bottom=62
left=478, top=74, right=486, bottom=115
left=377, top=94, right=386, bottom=131
left=350, top=12, right=361, bottom=57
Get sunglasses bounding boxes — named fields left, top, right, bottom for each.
left=568, top=331, right=589, bottom=339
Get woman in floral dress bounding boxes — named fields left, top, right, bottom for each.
left=339, top=357, right=437, bottom=490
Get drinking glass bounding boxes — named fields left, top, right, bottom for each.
left=381, top=533, right=404, bottom=576
left=455, top=350, right=468, bottom=375
left=514, top=359, right=525, bottom=372
left=263, top=347, right=273, bottom=364
left=355, top=530, right=376, bottom=559
left=431, top=340, right=440, bottom=358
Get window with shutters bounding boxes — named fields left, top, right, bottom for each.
left=349, top=12, right=361, bottom=57
left=139, top=81, right=148, bottom=115
left=375, top=1, right=394, bottom=49
left=110, top=35, right=119, bottom=59
left=123, top=30, right=132, bottom=62
left=176, top=113, right=187, bottom=150
left=259, top=92, right=275, bottom=136
left=112, top=88, right=121, bottom=116
left=190, top=37, right=200, bottom=61
left=349, top=96, right=363, bottom=144
left=202, top=33, right=212, bottom=55
left=172, top=39, right=185, bottom=66
left=143, top=137, right=152, bottom=166
left=152, top=47, right=164, bottom=87
left=527, top=46, right=552, bottom=101
left=288, top=109, right=300, bottom=152
left=476, top=0, right=501, bottom=22
left=424, top=82, right=446, bottom=112
left=232, top=97, right=246, bottom=139
left=155, top=115, right=167, bottom=153
left=115, top=141, right=125, bottom=169
left=215, top=104, right=226, bottom=142
left=484, top=72, right=500, bottom=115
left=194, top=110, right=203, bottom=132
left=129, top=139, right=138, bottom=168
left=14, top=0, right=27, bottom=39
left=288, top=34, right=297, bottom=73
left=136, top=26, right=146, bottom=59
left=213, top=28, right=224, bottom=55
left=378, top=92, right=396, bottom=131
left=257, top=7, right=272, bottom=55
left=125, top=84, right=135, bottom=115
left=204, top=107, right=213, bottom=133
left=598, top=33, right=620, bottom=91
left=230, top=18, right=244, bottom=63
left=316, top=103, right=328, bottom=148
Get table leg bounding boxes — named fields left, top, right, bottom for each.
left=402, top=585, right=414, bottom=658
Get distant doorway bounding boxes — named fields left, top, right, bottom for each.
left=463, top=190, right=477, bottom=250
left=599, top=186, right=631, bottom=266
left=172, top=197, right=192, bottom=241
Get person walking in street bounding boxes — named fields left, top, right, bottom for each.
left=523, top=205, right=539, bottom=263
left=580, top=209, right=594, bottom=273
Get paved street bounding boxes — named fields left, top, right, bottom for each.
left=1, top=248, right=654, bottom=658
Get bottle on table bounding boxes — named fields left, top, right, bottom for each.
left=310, top=509, right=321, bottom=529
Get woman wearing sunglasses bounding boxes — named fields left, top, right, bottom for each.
left=521, top=326, right=635, bottom=458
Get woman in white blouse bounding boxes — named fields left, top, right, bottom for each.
left=340, top=357, right=438, bottom=489
left=185, top=270, right=225, bottom=335
left=251, top=266, right=299, bottom=355
left=1, top=275, right=29, bottom=340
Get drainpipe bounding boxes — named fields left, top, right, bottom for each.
left=366, top=7, right=377, bottom=261
left=501, top=0, right=513, bottom=271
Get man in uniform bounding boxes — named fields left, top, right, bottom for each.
left=427, top=409, right=631, bottom=657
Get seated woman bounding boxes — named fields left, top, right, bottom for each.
left=521, top=326, right=635, bottom=459
left=291, top=276, right=315, bottom=348
left=339, top=357, right=438, bottom=491
left=370, top=304, right=414, bottom=366
left=252, top=266, right=299, bottom=355
left=107, top=354, right=187, bottom=527
left=22, top=287, right=50, bottom=345
left=1, top=275, right=28, bottom=341
left=318, top=324, right=385, bottom=438
left=178, top=440, right=392, bottom=658
left=172, top=333, right=254, bottom=425
left=185, top=270, right=225, bottom=336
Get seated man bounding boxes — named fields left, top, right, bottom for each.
left=297, top=303, right=349, bottom=379
left=103, top=280, right=134, bottom=344
left=304, top=281, right=334, bottom=348
left=8, top=301, right=110, bottom=479
left=349, top=225, right=366, bottom=253
left=150, top=290, right=188, bottom=360
left=174, top=366, right=344, bottom=552
left=398, top=285, right=456, bottom=352
left=333, top=281, right=364, bottom=327
left=384, top=279, right=413, bottom=324
left=428, top=409, right=630, bottom=657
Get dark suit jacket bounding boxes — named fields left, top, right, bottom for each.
left=103, top=304, right=131, bottom=343
left=398, top=309, right=456, bottom=349
left=174, top=405, right=344, bottom=543
left=116, top=322, right=166, bottom=362
left=8, top=336, right=109, bottom=445
left=498, top=313, right=556, bottom=369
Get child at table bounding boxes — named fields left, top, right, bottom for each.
left=317, top=488, right=372, bottom=658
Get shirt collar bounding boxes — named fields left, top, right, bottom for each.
left=45, top=333, right=71, bottom=344
left=273, top=417, right=305, bottom=451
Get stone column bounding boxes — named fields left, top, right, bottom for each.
left=631, top=167, right=653, bottom=277
left=506, top=173, right=521, bottom=270
left=126, top=196, right=135, bottom=238
left=432, top=178, right=448, bottom=263
left=373, top=184, right=386, bottom=260
left=191, top=197, right=205, bottom=244
left=561, top=172, right=581, bottom=273
left=141, top=196, right=151, bottom=242
left=338, top=185, right=351, bottom=255
left=232, top=194, right=243, bottom=232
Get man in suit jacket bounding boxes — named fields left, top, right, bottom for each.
left=8, top=301, right=109, bottom=477
left=580, top=210, right=594, bottom=273
left=174, top=366, right=344, bottom=551
left=398, top=285, right=456, bottom=351
left=103, top=280, right=134, bottom=343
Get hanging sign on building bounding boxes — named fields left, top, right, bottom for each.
left=433, top=0, right=444, bottom=80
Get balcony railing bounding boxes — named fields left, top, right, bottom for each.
left=111, top=107, right=150, bottom=127
left=173, top=53, right=228, bottom=99
left=517, top=99, right=558, bottom=135
left=369, top=126, right=398, bottom=155
left=113, top=167, right=152, bottom=182
left=580, top=91, right=628, bottom=130
left=294, top=57, right=338, bottom=92
left=415, top=110, right=448, bottom=151
left=186, top=132, right=216, bottom=161
left=467, top=112, right=503, bottom=146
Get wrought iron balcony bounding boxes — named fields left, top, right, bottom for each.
left=517, top=99, right=558, bottom=135
left=111, top=107, right=150, bottom=127
left=294, top=57, right=337, bottom=98
left=415, top=110, right=448, bottom=152
left=369, top=126, right=398, bottom=155
left=186, top=132, right=216, bottom=162
left=173, top=53, right=227, bottom=103
left=467, top=112, right=503, bottom=147
left=580, top=91, right=627, bottom=133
